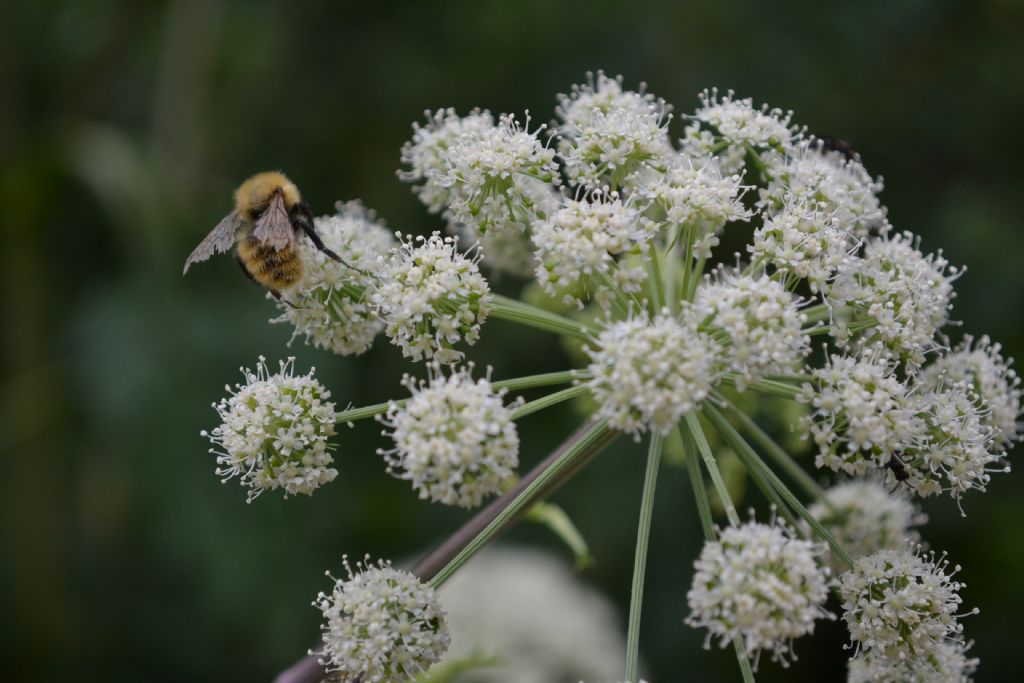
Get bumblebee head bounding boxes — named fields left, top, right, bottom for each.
left=233, top=171, right=302, bottom=220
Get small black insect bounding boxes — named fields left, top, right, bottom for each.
left=886, top=455, right=912, bottom=493
left=817, top=135, right=859, bottom=161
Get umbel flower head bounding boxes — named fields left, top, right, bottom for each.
left=555, top=71, right=672, bottom=188
left=694, top=270, right=810, bottom=389
left=838, top=547, right=974, bottom=662
left=313, top=556, right=450, bottom=682
left=272, top=201, right=395, bottom=356
left=761, top=142, right=889, bottom=238
left=373, top=232, right=493, bottom=363
left=828, top=231, right=958, bottom=369
left=847, top=638, right=979, bottom=683
left=585, top=307, right=723, bottom=438
left=921, top=334, right=1022, bottom=451
left=532, top=190, right=654, bottom=309
left=203, top=357, right=338, bottom=501
left=681, top=87, right=800, bottom=176
left=686, top=520, right=831, bottom=666
left=378, top=364, right=520, bottom=508
left=808, top=479, right=926, bottom=573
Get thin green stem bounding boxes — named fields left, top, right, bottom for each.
left=490, top=294, right=591, bottom=341
left=733, top=638, right=757, bottom=683
left=682, top=426, right=715, bottom=539
left=726, top=404, right=827, bottom=502
left=624, top=433, right=664, bottom=683
left=647, top=244, right=664, bottom=313
left=683, top=412, right=740, bottom=526
left=335, top=401, right=395, bottom=423
left=509, top=384, right=589, bottom=420
left=492, top=369, right=588, bottom=392
left=428, top=420, right=611, bottom=588
left=723, top=375, right=803, bottom=399
left=703, top=403, right=855, bottom=570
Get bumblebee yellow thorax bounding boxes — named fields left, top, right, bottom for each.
left=233, top=171, right=302, bottom=220
left=237, top=234, right=303, bottom=291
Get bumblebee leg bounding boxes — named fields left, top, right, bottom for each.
left=291, top=200, right=367, bottom=273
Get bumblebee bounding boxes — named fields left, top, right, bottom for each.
left=183, top=171, right=341, bottom=299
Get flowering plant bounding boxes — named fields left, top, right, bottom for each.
left=196, top=73, right=1018, bottom=682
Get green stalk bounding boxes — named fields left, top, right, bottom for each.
left=624, top=432, right=664, bottom=683
left=492, top=369, right=588, bottom=392
left=703, top=404, right=854, bottom=570
left=725, top=404, right=827, bottom=502
left=509, top=384, right=589, bottom=420
left=490, top=294, right=591, bottom=341
left=723, top=375, right=803, bottom=399
left=335, top=400, right=396, bottom=423
left=682, top=413, right=740, bottom=526
left=428, top=420, right=611, bottom=587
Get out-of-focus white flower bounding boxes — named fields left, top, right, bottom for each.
left=749, top=200, right=858, bottom=293
left=847, top=638, right=978, bottom=683
left=379, top=364, right=520, bottom=508
left=761, top=143, right=889, bottom=238
left=921, top=335, right=1022, bottom=450
left=799, top=348, right=916, bottom=476
left=272, top=201, right=395, bottom=356
left=686, top=520, right=831, bottom=666
left=585, top=307, right=723, bottom=438
left=828, top=232, right=958, bottom=369
left=314, top=557, right=449, bottom=682
left=808, top=479, right=926, bottom=573
left=204, top=357, right=338, bottom=501
left=374, top=232, right=492, bottom=364
left=839, top=548, right=974, bottom=664
left=681, top=88, right=800, bottom=176
left=694, top=270, right=810, bottom=389
left=555, top=71, right=672, bottom=189
left=532, top=191, right=654, bottom=309
left=437, top=545, right=627, bottom=683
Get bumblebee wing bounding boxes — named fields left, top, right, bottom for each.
left=183, top=211, right=244, bottom=274
left=252, top=190, right=294, bottom=251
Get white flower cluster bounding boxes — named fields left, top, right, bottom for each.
left=750, top=201, right=857, bottom=292
left=203, top=357, right=338, bottom=501
left=681, top=88, right=800, bottom=176
left=439, top=546, right=627, bottom=683
left=921, top=335, right=1022, bottom=450
left=808, top=480, right=926, bottom=573
left=400, top=108, right=560, bottom=277
left=314, top=557, right=450, bottom=682
left=694, top=271, right=810, bottom=389
left=847, top=638, right=978, bottom=683
left=532, top=192, right=654, bottom=309
left=800, top=348, right=1007, bottom=502
left=761, top=143, right=889, bottom=238
left=373, top=232, right=492, bottom=363
left=585, top=309, right=722, bottom=438
left=828, top=232, right=957, bottom=368
left=839, top=548, right=974, bottom=674
left=686, top=521, right=831, bottom=666
left=272, top=202, right=395, bottom=356
left=555, top=71, right=671, bottom=188
left=639, top=152, right=750, bottom=256
left=379, top=365, right=520, bottom=508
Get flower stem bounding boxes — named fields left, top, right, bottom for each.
left=682, top=412, right=740, bottom=526
left=509, top=384, right=589, bottom=420
left=492, top=369, right=589, bottom=391
left=490, top=294, right=591, bottom=340
left=726, top=404, right=827, bottom=502
left=624, top=432, right=664, bottom=683
left=703, top=403, right=854, bottom=569
left=646, top=244, right=664, bottom=313
left=335, top=400, right=396, bottom=423
left=427, top=419, right=613, bottom=587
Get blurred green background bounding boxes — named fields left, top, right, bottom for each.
left=3, top=0, right=1023, bottom=681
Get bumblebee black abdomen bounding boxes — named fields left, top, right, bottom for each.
left=237, top=234, right=303, bottom=292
